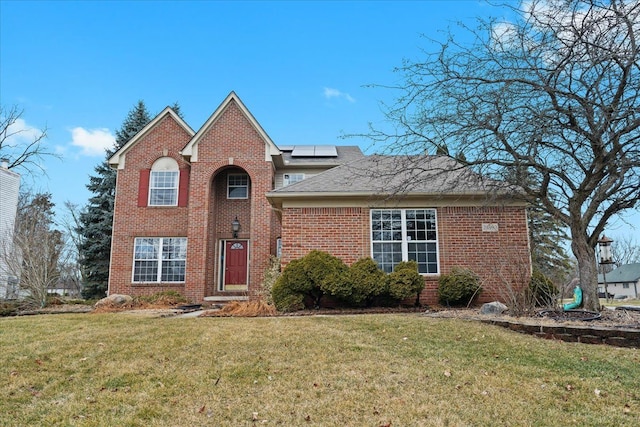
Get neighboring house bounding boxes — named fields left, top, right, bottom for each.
left=0, top=159, right=21, bottom=299
left=598, top=263, right=640, bottom=299
left=47, top=281, right=82, bottom=298
left=107, top=92, right=531, bottom=305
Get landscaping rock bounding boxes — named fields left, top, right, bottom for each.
left=480, top=301, right=508, bottom=315
left=95, top=294, right=133, bottom=308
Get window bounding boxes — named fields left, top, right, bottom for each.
left=149, top=171, right=179, bottom=206
left=623, top=283, right=630, bottom=289
left=148, top=157, right=179, bottom=206
left=133, top=237, right=187, bottom=282
left=283, top=173, right=304, bottom=186
left=228, top=173, right=249, bottom=199
left=371, top=209, right=438, bottom=274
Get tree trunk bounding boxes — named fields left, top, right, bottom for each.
left=571, top=235, right=599, bottom=311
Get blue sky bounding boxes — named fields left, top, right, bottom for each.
left=1, top=0, right=638, bottom=242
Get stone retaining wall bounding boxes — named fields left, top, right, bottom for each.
left=481, top=319, right=640, bottom=348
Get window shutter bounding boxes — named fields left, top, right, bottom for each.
left=138, top=169, right=151, bottom=207
left=178, top=168, right=190, bottom=207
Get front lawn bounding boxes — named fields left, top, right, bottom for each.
left=1, top=313, right=638, bottom=426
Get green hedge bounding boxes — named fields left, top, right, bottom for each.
left=387, top=260, right=425, bottom=303
left=325, top=257, right=387, bottom=307
left=271, top=251, right=347, bottom=311
left=437, top=267, right=482, bottom=306
left=273, top=252, right=427, bottom=311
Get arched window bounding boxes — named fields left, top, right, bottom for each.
left=149, top=157, right=179, bottom=206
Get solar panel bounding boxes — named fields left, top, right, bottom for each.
left=291, top=146, right=315, bottom=157
left=290, top=145, right=338, bottom=157
left=314, top=145, right=338, bottom=157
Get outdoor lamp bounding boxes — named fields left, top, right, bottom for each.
left=597, top=235, right=614, bottom=264
left=232, top=216, right=240, bottom=238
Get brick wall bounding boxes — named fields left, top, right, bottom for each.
left=109, top=114, right=192, bottom=296
left=109, top=100, right=278, bottom=302
left=182, top=100, right=276, bottom=302
left=280, top=204, right=530, bottom=306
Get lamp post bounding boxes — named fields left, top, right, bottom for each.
left=597, top=234, right=614, bottom=303
left=231, top=216, right=240, bottom=239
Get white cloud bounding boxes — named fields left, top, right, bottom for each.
left=323, top=87, right=356, bottom=103
left=70, top=127, right=115, bottom=157
left=3, top=117, right=43, bottom=145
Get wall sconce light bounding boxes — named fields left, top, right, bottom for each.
left=231, top=216, right=240, bottom=238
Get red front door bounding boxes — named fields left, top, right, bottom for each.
left=224, top=240, right=248, bottom=289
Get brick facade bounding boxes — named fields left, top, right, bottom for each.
left=108, top=92, right=531, bottom=306
left=280, top=204, right=530, bottom=306
left=109, top=113, right=192, bottom=297
left=109, top=96, right=278, bottom=301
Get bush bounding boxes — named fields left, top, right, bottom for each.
left=0, top=301, right=19, bottom=317
left=257, top=256, right=281, bottom=305
left=437, top=267, right=482, bottom=306
left=271, top=251, right=347, bottom=311
left=529, top=270, right=558, bottom=307
left=325, top=257, right=387, bottom=307
left=387, top=261, right=424, bottom=304
left=272, top=258, right=308, bottom=311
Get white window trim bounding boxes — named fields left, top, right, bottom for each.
left=148, top=170, right=179, bottom=207
left=132, top=237, right=187, bottom=283
left=370, top=208, right=439, bottom=275
left=283, top=173, right=305, bottom=186
left=227, top=173, right=249, bottom=199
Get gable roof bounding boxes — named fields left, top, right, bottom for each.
left=268, top=155, right=519, bottom=199
left=108, top=107, right=194, bottom=169
left=180, top=91, right=280, bottom=162
left=598, top=263, right=640, bottom=284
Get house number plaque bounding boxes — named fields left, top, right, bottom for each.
left=482, top=223, right=499, bottom=232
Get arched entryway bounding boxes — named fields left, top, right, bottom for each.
left=206, top=166, right=252, bottom=295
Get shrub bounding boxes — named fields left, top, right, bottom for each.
left=529, top=270, right=559, bottom=307
left=437, top=267, right=482, bottom=306
left=271, top=251, right=347, bottom=311
left=0, top=301, right=19, bottom=317
left=325, top=257, right=387, bottom=306
left=272, top=258, right=308, bottom=311
left=387, top=261, right=424, bottom=304
left=257, top=256, right=281, bottom=305
left=305, top=250, right=348, bottom=304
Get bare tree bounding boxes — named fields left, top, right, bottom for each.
left=612, top=235, right=640, bottom=266
left=0, top=193, right=64, bottom=308
left=0, top=104, right=56, bottom=175
left=57, top=202, right=88, bottom=297
left=365, top=0, right=640, bottom=311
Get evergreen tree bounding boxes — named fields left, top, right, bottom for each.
left=528, top=203, right=573, bottom=287
left=170, top=102, right=185, bottom=119
left=78, top=101, right=151, bottom=299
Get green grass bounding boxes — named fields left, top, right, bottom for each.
left=1, top=313, right=639, bottom=426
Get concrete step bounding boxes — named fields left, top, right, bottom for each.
left=203, top=295, right=249, bottom=303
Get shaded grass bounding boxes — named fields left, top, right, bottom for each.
left=1, top=313, right=638, bottom=426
